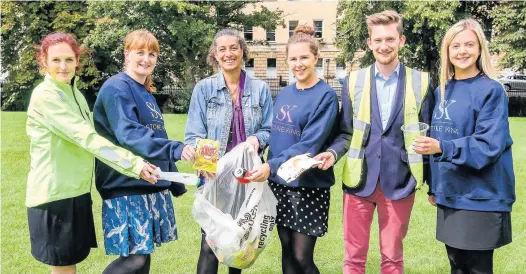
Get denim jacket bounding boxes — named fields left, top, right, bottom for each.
left=184, top=70, right=273, bottom=157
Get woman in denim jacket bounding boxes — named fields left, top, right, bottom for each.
left=183, top=28, right=273, bottom=274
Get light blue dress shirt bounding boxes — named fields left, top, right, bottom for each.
left=374, top=63, right=400, bottom=129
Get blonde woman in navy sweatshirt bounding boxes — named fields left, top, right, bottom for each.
left=414, top=19, right=515, bottom=273
left=247, top=25, right=339, bottom=274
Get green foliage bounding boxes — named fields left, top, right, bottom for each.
left=336, top=1, right=499, bottom=82
left=84, top=1, right=283, bottom=112
left=1, top=1, right=284, bottom=111
left=1, top=1, right=95, bottom=110
left=491, top=1, right=526, bottom=71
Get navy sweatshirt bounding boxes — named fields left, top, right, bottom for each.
left=94, top=72, right=185, bottom=199
left=267, top=80, right=339, bottom=188
left=430, top=73, right=515, bottom=212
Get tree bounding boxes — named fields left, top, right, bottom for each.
left=1, top=1, right=283, bottom=112
left=336, top=1, right=499, bottom=83
left=84, top=1, right=283, bottom=113
left=491, top=1, right=526, bottom=72
left=1, top=1, right=95, bottom=110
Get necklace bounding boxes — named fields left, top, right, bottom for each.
left=229, top=84, right=240, bottom=103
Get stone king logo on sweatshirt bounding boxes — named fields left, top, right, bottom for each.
left=431, top=100, right=459, bottom=136
left=146, top=102, right=163, bottom=120
left=145, top=102, right=166, bottom=131
left=272, top=104, right=300, bottom=136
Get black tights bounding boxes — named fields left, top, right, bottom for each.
left=446, top=245, right=494, bottom=274
left=197, top=233, right=242, bottom=274
left=102, top=254, right=151, bottom=274
left=277, top=226, right=319, bottom=274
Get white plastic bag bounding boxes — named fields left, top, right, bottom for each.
left=277, top=153, right=323, bottom=183
left=192, top=142, right=278, bottom=269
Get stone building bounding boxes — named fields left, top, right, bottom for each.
left=242, top=0, right=352, bottom=83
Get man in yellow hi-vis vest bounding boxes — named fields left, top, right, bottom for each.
left=314, top=10, right=435, bottom=274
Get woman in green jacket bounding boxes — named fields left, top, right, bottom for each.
left=25, top=32, right=157, bottom=274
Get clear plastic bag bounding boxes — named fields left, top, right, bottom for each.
left=192, top=142, right=278, bottom=269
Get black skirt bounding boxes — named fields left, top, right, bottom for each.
left=269, top=181, right=330, bottom=237
left=436, top=205, right=512, bottom=251
left=27, top=192, right=97, bottom=266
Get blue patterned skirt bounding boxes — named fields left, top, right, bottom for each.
left=102, top=190, right=178, bottom=256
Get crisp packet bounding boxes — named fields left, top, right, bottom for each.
left=192, top=138, right=220, bottom=173
left=277, top=153, right=323, bottom=183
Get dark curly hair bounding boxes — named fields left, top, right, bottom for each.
left=207, top=28, right=249, bottom=67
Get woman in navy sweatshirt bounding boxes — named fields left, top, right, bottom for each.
left=93, top=30, right=194, bottom=274
left=413, top=19, right=515, bottom=273
left=247, top=25, right=339, bottom=274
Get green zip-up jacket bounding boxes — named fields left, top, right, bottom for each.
left=25, top=74, right=146, bottom=207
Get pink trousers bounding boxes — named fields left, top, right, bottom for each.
left=343, top=184, right=415, bottom=274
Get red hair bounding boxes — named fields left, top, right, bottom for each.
left=36, top=32, right=86, bottom=73
left=124, top=30, right=160, bottom=92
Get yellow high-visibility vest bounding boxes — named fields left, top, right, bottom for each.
left=342, top=65, right=429, bottom=190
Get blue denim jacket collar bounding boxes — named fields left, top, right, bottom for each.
left=216, top=69, right=253, bottom=97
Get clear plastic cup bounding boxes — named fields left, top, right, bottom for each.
left=401, top=122, right=429, bottom=150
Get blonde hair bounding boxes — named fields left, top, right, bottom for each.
left=365, top=10, right=403, bottom=36
left=124, top=29, right=160, bottom=92
left=439, top=19, right=495, bottom=101
left=286, top=24, right=319, bottom=57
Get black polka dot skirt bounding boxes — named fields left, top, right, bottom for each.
left=269, top=181, right=330, bottom=237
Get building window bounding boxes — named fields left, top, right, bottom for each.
left=313, top=20, right=323, bottom=38
left=245, top=58, right=255, bottom=77
left=289, top=20, right=298, bottom=37
left=266, top=29, right=276, bottom=42
left=316, top=58, right=323, bottom=68
left=246, top=58, right=254, bottom=68
left=244, top=25, right=253, bottom=41
left=316, top=58, right=324, bottom=77
left=267, top=58, right=277, bottom=78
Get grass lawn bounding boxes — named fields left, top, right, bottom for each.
left=1, top=111, right=525, bottom=274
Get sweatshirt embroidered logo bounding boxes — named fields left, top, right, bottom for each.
left=146, top=102, right=163, bottom=120
left=276, top=105, right=297, bottom=123
left=432, top=100, right=460, bottom=136
left=434, top=100, right=456, bottom=120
